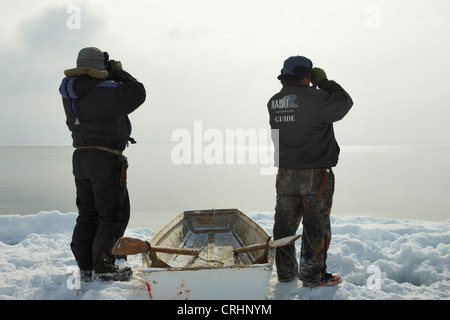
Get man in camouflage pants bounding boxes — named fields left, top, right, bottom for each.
left=267, top=56, right=353, bottom=286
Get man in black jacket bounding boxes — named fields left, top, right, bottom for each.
left=267, top=56, right=353, bottom=287
left=59, top=47, right=146, bottom=281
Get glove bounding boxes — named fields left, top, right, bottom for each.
left=311, top=67, right=327, bottom=87
left=107, top=60, right=123, bottom=76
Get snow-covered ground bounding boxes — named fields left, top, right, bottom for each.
left=0, top=211, right=448, bottom=300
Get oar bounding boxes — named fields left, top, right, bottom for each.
left=112, top=237, right=200, bottom=256
left=234, top=234, right=301, bottom=255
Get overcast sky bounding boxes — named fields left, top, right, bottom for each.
left=1, top=0, right=449, bottom=146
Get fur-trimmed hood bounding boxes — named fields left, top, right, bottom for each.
left=64, top=67, right=108, bottom=79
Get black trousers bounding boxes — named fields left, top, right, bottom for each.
left=273, top=168, right=335, bottom=284
left=71, top=149, right=130, bottom=270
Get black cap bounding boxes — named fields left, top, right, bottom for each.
left=278, top=56, right=313, bottom=79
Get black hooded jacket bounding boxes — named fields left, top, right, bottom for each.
left=59, top=69, right=146, bottom=151
left=267, top=79, right=353, bottom=169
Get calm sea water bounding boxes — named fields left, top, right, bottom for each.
left=0, top=145, right=449, bottom=229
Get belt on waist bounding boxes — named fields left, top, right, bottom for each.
left=75, top=146, right=123, bottom=156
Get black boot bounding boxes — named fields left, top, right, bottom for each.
left=80, top=269, right=93, bottom=283
left=93, top=252, right=133, bottom=282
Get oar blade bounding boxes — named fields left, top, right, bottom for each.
left=269, top=234, right=301, bottom=248
left=112, top=237, right=150, bottom=255
left=234, top=234, right=301, bottom=255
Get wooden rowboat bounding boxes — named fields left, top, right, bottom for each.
left=113, top=208, right=300, bottom=300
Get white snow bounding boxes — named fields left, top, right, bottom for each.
left=0, top=210, right=448, bottom=300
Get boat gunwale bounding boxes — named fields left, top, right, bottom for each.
left=142, top=261, right=273, bottom=273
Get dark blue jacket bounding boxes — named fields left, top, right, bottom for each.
left=267, top=79, right=353, bottom=169
left=59, top=69, right=146, bottom=151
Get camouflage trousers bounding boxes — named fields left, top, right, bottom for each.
left=273, top=168, right=335, bottom=285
